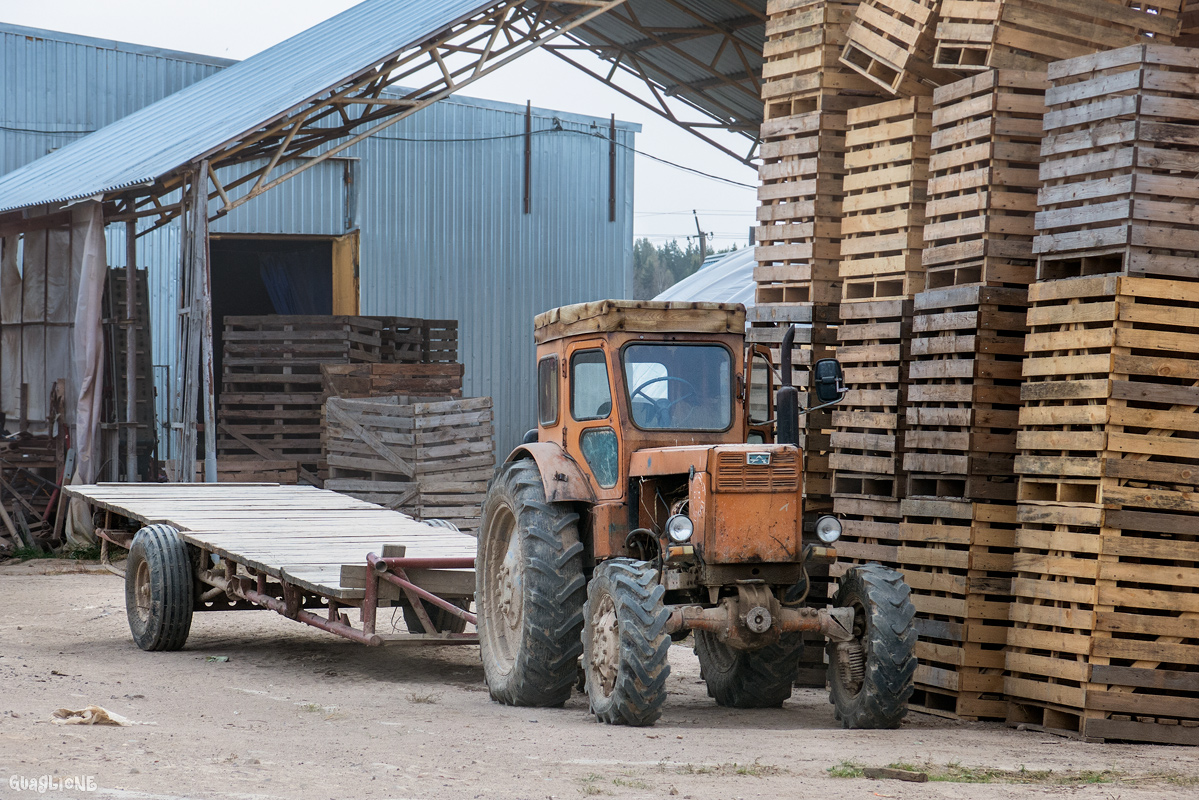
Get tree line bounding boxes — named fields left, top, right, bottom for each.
left=633, top=238, right=738, bottom=299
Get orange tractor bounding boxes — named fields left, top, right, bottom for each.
left=475, top=301, right=916, bottom=727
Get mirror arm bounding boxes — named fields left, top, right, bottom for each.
left=797, top=383, right=848, bottom=417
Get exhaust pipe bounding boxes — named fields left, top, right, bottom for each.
left=776, top=325, right=799, bottom=446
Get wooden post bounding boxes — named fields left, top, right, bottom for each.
left=196, top=161, right=217, bottom=483
left=124, top=220, right=138, bottom=482
left=523, top=100, right=531, bottom=215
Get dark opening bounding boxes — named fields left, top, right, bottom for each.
left=209, top=237, right=334, bottom=409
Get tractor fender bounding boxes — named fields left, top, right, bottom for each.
left=505, top=442, right=596, bottom=504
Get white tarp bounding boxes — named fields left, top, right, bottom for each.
left=653, top=247, right=755, bottom=308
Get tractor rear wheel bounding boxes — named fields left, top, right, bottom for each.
left=125, top=524, right=195, bottom=651
left=827, top=563, right=917, bottom=729
left=477, top=460, right=585, bottom=707
left=694, top=631, right=804, bottom=708
left=582, top=558, right=671, bottom=726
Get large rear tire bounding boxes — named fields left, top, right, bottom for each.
left=695, top=631, right=804, bottom=708
left=125, top=524, right=194, bottom=651
left=582, top=558, right=671, bottom=727
left=477, top=460, right=585, bottom=707
left=827, top=563, right=917, bottom=729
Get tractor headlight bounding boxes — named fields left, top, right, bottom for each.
left=815, top=515, right=842, bottom=544
left=666, top=514, right=694, bottom=543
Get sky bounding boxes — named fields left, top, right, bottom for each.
left=0, top=0, right=760, bottom=252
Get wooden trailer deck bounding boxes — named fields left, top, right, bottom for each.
left=64, top=483, right=476, bottom=602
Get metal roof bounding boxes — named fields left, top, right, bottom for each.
left=549, top=1, right=765, bottom=137
left=0, top=0, right=488, bottom=215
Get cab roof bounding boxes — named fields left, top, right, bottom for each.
left=533, top=300, right=746, bottom=345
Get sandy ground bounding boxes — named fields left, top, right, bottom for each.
left=1, top=560, right=1197, bottom=800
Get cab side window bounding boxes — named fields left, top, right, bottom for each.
left=571, top=349, right=612, bottom=421
left=538, top=355, right=558, bottom=426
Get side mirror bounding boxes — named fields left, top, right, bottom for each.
left=812, top=358, right=845, bottom=405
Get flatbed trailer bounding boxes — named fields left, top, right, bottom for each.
left=64, top=483, right=478, bottom=646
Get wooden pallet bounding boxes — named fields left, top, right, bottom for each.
left=840, top=97, right=933, bottom=302
left=933, top=0, right=1182, bottom=73
left=898, top=497, right=1015, bottom=720
left=830, top=298, right=911, bottom=500
left=763, top=0, right=885, bottom=119
left=320, top=362, right=464, bottom=400
left=902, top=285, right=1027, bottom=501
left=324, top=396, right=494, bottom=533
left=1034, top=44, right=1199, bottom=281
left=841, top=0, right=960, bottom=96
left=756, top=110, right=850, bottom=306
left=923, top=70, right=1046, bottom=289
left=1015, top=275, right=1199, bottom=505
left=1004, top=501, right=1199, bottom=744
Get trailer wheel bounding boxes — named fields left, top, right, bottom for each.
left=403, top=599, right=469, bottom=634
left=477, top=460, right=585, bottom=707
left=828, top=563, right=917, bottom=729
left=125, top=524, right=194, bottom=651
left=582, top=558, right=671, bottom=727
left=694, top=631, right=804, bottom=708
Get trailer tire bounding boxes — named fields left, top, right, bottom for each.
left=477, top=460, right=585, bottom=707
left=828, top=563, right=917, bottom=729
left=582, top=558, right=671, bottom=727
left=403, top=599, right=469, bottom=634
left=694, top=631, right=804, bottom=708
left=125, top=524, right=194, bottom=651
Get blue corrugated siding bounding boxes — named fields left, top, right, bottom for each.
left=3, top=24, right=635, bottom=461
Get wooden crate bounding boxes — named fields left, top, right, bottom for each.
left=763, top=0, right=885, bottom=119
left=1004, top=501, right=1199, bottom=744
left=902, top=285, right=1028, bottom=501
left=933, top=0, right=1182, bottom=73
left=324, top=396, right=494, bottom=533
left=841, top=0, right=960, bottom=96
left=840, top=97, right=933, bottom=302
left=200, top=459, right=300, bottom=484
left=1016, top=275, right=1199, bottom=505
left=320, top=362, right=464, bottom=400
left=899, top=498, right=1016, bottom=720
left=756, top=110, right=849, bottom=307
left=922, top=71, right=1046, bottom=290
left=1035, top=44, right=1199, bottom=281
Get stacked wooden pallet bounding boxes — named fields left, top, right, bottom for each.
left=321, top=363, right=464, bottom=400
left=375, top=317, right=459, bottom=364
left=1006, top=45, right=1199, bottom=745
left=217, top=316, right=383, bottom=483
left=921, top=70, right=1046, bottom=289
left=323, top=396, right=494, bottom=532
left=841, top=0, right=960, bottom=96
left=874, top=71, right=1046, bottom=719
left=933, top=0, right=1182, bottom=73
left=1034, top=45, right=1199, bottom=281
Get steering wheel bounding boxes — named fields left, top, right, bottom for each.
left=630, top=375, right=700, bottom=426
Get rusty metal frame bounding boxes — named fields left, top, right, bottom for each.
left=186, top=547, right=479, bottom=647
left=103, top=0, right=630, bottom=233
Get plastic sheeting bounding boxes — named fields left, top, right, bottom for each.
left=653, top=247, right=755, bottom=308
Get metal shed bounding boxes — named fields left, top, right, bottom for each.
left=0, top=22, right=637, bottom=461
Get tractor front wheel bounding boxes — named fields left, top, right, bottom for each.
left=827, top=563, right=917, bottom=729
left=694, top=631, right=804, bottom=708
left=582, top=558, right=671, bottom=726
left=477, top=460, right=585, bottom=707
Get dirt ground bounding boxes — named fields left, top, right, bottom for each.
left=2, top=560, right=1197, bottom=800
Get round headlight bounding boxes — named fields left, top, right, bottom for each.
left=665, top=514, right=694, bottom=543
left=815, top=515, right=842, bottom=544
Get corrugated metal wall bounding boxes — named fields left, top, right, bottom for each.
left=2, top=24, right=635, bottom=460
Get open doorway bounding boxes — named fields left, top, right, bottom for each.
left=209, top=233, right=359, bottom=405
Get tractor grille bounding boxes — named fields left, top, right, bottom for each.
left=713, top=450, right=799, bottom=493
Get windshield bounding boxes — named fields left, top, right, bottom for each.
left=622, top=344, right=732, bottom=431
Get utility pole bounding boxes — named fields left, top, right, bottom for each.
left=692, top=209, right=707, bottom=262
